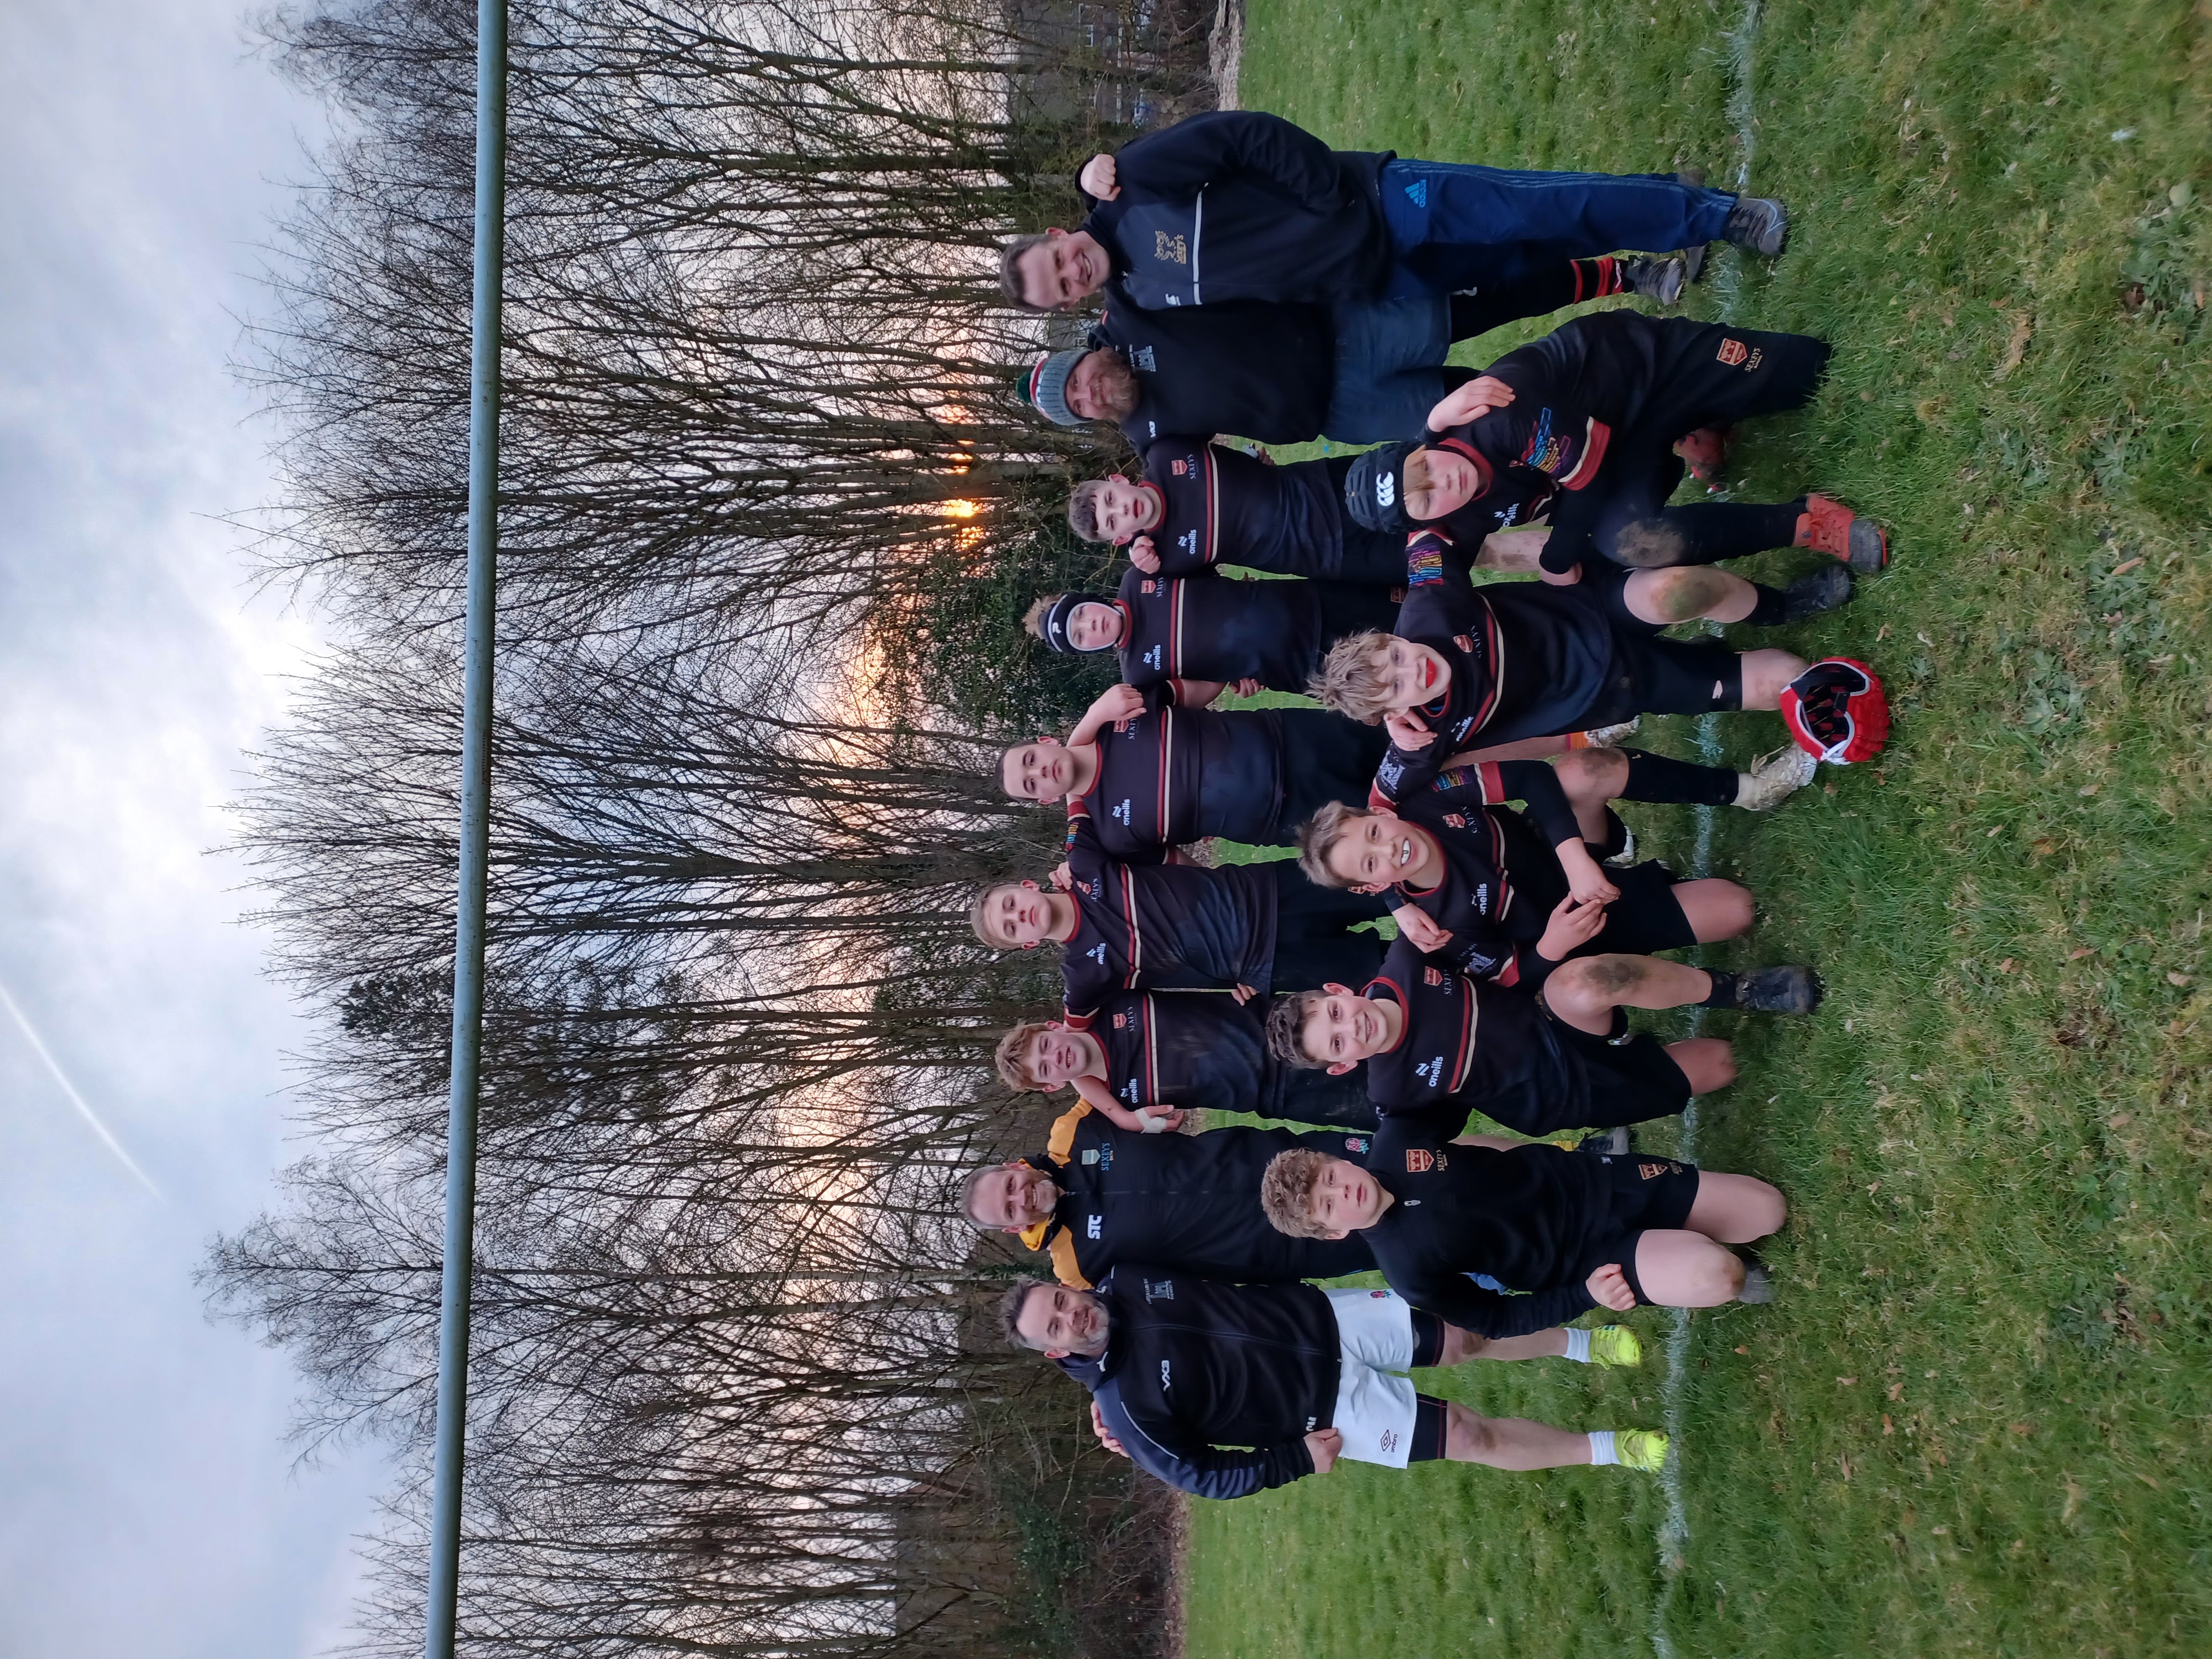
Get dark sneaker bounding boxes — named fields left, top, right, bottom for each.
left=1578, top=1128, right=1633, bottom=1155
left=1782, top=565, right=1854, bottom=622
left=1734, top=966, right=1823, bottom=1015
left=1794, top=493, right=1890, bottom=572
left=1723, top=196, right=1790, bottom=257
left=1681, top=243, right=1708, bottom=285
left=1623, top=254, right=1686, bottom=305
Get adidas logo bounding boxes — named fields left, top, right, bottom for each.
left=1404, top=179, right=1428, bottom=207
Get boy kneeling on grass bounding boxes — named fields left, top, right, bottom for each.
left=995, top=985, right=1370, bottom=1133
left=1308, top=537, right=1880, bottom=805
left=1005, top=1267, right=1663, bottom=1500
left=1259, top=1118, right=1787, bottom=1335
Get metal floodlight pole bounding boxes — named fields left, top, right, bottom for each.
left=424, top=1, right=508, bottom=1655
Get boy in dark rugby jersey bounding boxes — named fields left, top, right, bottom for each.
left=1066, top=437, right=1541, bottom=586
left=1342, top=311, right=1887, bottom=587
left=1292, top=760, right=1776, bottom=990
left=1267, top=932, right=1814, bottom=1138
left=1022, top=565, right=1403, bottom=706
left=971, top=812, right=1385, bottom=1024
left=994, top=988, right=1371, bottom=1131
left=1310, top=544, right=1840, bottom=805
left=1260, top=1117, right=1787, bottom=1333
left=959, top=1101, right=1380, bottom=1287
left=997, top=683, right=1385, bottom=858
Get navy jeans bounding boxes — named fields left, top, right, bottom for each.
left=1323, top=291, right=1452, bottom=443
left=1378, top=159, right=1738, bottom=297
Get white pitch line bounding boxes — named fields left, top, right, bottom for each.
left=0, top=978, right=165, bottom=1201
left=1653, top=4, right=1761, bottom=1652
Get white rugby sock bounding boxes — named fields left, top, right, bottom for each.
left=1588, top=1430, right=1619, bottom=1466
left=1562, top=1328, right=1593, bottom=1364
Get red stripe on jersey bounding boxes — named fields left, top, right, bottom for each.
left=1477, top=761, right=1506, bottom=801
left=1155, top=711, right=1176, bottom=846
left=1464, top=599, right=1505, bottom=734
left=1167, top=581, right=1186, bottom=680
left=1118, top=867, right=1142, bottom=984
left=1553, top=419, right=1611, bottom=490
left=1139, top=995, right=1160, bottom=1102
left=1201, top=447, right=1220, bottom=564
left=1449, top=979, right=1478, bottom=1091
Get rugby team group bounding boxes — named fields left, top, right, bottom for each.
left=959, top=110, right=1893, bottom=1496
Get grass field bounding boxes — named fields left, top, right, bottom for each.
left=1182, top=4, right=2212, bottom=1656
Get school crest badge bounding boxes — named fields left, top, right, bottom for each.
left=1443, top=812, right=1466, bottom=828
left=1716, top=337, right=1750, bottom=367
left=1423, top=966, right=1445, bottom=987
left=1453, top=633, right=1474, bottom=653
left=1405, top=1148, right=1435, bottom=1172
left=1112, top=1013, right=1129, bottom=1030
left=1171, top=458, right=1189, bottom=476
left=1140, top=580, right=1156, bottom=594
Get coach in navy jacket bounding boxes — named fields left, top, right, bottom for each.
left=1040, top=1267, right=1346, bottom=1500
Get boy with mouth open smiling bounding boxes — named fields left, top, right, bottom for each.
left=1310, top=538, right=1874, bottom=806
left=1268, top=926, right=1814, bottom=1139
left=1292, top=761, right=1777, bottom=991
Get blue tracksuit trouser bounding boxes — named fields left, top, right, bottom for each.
left=1378, top=159, right=1739, bottom=298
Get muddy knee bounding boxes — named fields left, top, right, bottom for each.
left=1613, top=518, right=1692, bottom=568
left=1636, top=564, right=1735, bottom=622
left=1566, top=954, right=1646, bottom=998
left=1556, top=745, right=1629, bottom=798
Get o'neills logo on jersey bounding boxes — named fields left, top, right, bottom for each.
left=1143, top=645, right=1164, bottom=669
left=1113, top=798, right=1134, bottom=825
left=1087, top=944, right=1109, bottom=966
left=1119, top=1079, right=1141, bottom=1102
left=1422, top=966, right=1445, bottom=987
left=1404, top=1147, right=1440, bottom=1172
left=1178, top=529, right=1198, bottom=553
left=1474, top=883, right=1490, bottom=910
left=1414, top=1056, right=1443, bottom=1087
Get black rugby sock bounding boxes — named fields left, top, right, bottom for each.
left=1698, top=969, right=1740, bottom=1009
left=1621, top=748, right=1739, bottom=807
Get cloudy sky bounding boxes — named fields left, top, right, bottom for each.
left=0, top=6, right=394, bottom=1654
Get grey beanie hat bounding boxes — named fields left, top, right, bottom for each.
left=1017, top=349, right=1086, bottom=426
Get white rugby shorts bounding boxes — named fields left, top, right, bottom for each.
left=1322, top=1286, right=1421, bottom=1469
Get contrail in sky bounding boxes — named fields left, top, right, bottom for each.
left=0, top=978, right=165, bottom=1201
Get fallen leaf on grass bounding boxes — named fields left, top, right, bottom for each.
left=2109, top=1113, right=2132, bottom=1128
left=2010, top=1422, right=2033, bottom=1436
left=1838, top=1376, right=1860, bottom=1386
left=2079, top=784, right=2100, bottom=797
left=1734, top=1345, right=1750, bottom=1355
left=2168, top=972, right=2192, bottom=987
left=2069, top=946, right=2097, bottom=959
left=1888, top=1382, right=1906, bottom=1401
left=1839, top=1455, right=1854, bottom=1480
left=1987, top=824, right=2004, bottom=837
left=1993, top=311, right=2033, bottom=379
left=2062, top=1479, right=2084, bottom=1524
left=2034, top=839, right=2056, bottom=856
left=1884, top=1415, right=1895, bottom=1434
left=1999, top=958, right=2016, bottom=972
left=2111, top=556, right=2144, bottom=577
